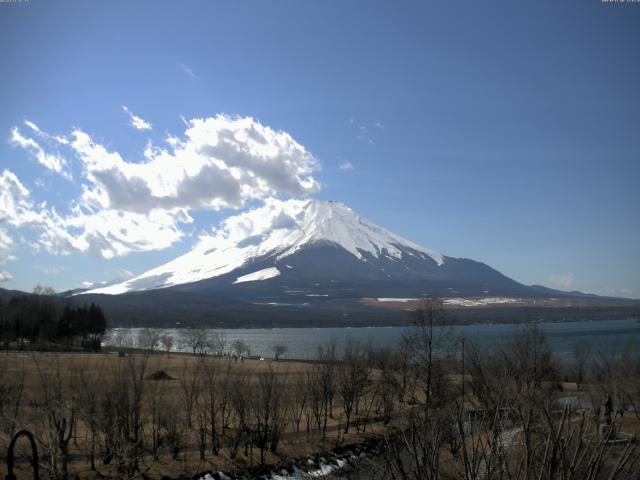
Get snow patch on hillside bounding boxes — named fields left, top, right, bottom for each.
left=443, top=297, right=521, bottom=307
left=234, top=267, right=281, bottom=284
left=377, top=298, right=420, bottom=302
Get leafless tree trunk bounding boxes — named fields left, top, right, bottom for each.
left=181, top=327, right=210, bottom=355
left=337, top=338, right=370, bottom=433
left=178, top=357, right=202, bottom=428
left=0, top=354, right=26, bottom=443
left=229, top=374, right=250, bottom=460
left=318, top=339, right=337, bottom=437
left=202, top=356, right=220, bottom=454
left=78, top=364, right=103, bottom=471
left=33, top=354, right=78, bottom=480
left=137, top=327, right=162, bottom=352
left=291, top=371, right=308, bottom=434
left=272, top=342, right=288, bottom=361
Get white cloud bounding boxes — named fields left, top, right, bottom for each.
left=375, top=121, right=384, bottom=129
left=3, top=113, right=321, bottom=260
left=548, top=272, right=575, bottom=289
left=0, top=254, right=17, bottom=266
left=24, top=120, right=41, bottom=133
left=0, top=169, right=45, bottom=229
left=81, top=268, right=135, bottom=289
left=339, top=160, right=355, bottom=171
left=0, top=271, right=13, bottom=282
left=196, top=197, right=300, bottom=249
left=122, top=105, right=153, bottom=131
left=0, top=167, right=187, bottom=260
left=69, top=114, right=320, bottom=213
left=39, top=207, right=187, bottom=259
left=179, top=63, right=198, bottom=80
left=116, top=269, right=135, bottom=279
left=24, top=119, right=70, bottom=146
left=9, top=127, right=70, bottom=177
left=0, top=228, right=14, bottom=260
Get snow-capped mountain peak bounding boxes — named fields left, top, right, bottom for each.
left=83, top=198, right=444, bottom=295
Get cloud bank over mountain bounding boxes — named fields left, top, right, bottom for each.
left=2, top=114, right=321, bottom=275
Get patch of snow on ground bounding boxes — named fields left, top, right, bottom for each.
left=199, top=474, right=230, bottom=480
left=234, top=267, right=281, bottom=284
left=376, top=298, right=420, bottom=302
left=443, top=297, right=521, bottom=307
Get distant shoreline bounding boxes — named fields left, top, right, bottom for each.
left=108, top=315, right=640, bottom=331
left=108, top=304, right=640, bottom=329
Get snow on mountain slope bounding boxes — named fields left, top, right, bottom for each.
left=83, top=198, right=444, bottom=295
left=233, top=267, right=281, bottom=284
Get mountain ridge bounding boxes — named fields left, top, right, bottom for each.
left=6, top=197, right=628, bottom=327
left=82, top=199, right=446, bottom=295
left=76, top=198, right=634, bottom=304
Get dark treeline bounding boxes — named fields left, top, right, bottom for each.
left=0, top=286, right=106, bottom=351
left=74, top=288, right=640, bottom=328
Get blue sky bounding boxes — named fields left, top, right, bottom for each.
left=0, top=0, right=638, bottom=298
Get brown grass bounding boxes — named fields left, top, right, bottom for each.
left=0, top=350, right=399, bottom=479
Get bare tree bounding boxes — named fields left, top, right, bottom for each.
left=466, top=325, right=562, bottom=479
left=77, top=363, right=103, bottom=471
left=272, top=343, right=288, bottom=361
left=218, top=360, right=234, bottom=431
left=305, top=367, right=324, bottom=434
left=146, top=377, right=165, bottom=461
left=0, top=354, right=26, bottom=443
left=159, top=394, right=183, bottom=461
left=337, top=338, right=369, bottom=433
left=33, top=354, right=78, bottom=480
left=290, top=372, right=309, bottom=434
left=181, top=328, right=210, bottom=356
left=382, top=299, right=454, bottom=479
left=178, top=358, right=202, bottom=429
left=252, top=366, right=287, bottom=464
left=137, top=328, right=162, bottom=352
left=229, top=374, right=250, bottom=459
left=193, top=360, right=209, bottom=461
left=572, top=339, right=592, bottom=391
left=317, top=339, right=337, bottom=437
left=111, top=329, right=134, bottom=351
left=209, top=331, right=227, bottom=356
left=372, top=347, right=399, bottom=426
left=232, top=338, right=250, bottom=359
left=202, top=356, right=220, bottom=454
left=160, top=334, right=174, bottom=356
left=99, top=352, right=150, bottom=477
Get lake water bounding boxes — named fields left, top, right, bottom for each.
left=106, top=318, right=640, bottom=363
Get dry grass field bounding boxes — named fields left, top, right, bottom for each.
left=0, top=350, right=402, bottom=479
left=1, top=322, right=638, bottom=480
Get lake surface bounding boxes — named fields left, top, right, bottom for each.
left=106, top=318, right=640, bottom=363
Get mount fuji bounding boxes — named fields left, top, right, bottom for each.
left=82, top=198, right=525, bottom=298
left=75, top=199, right=633, bottom=327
